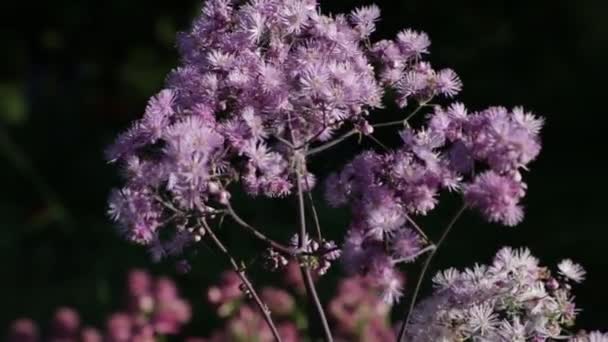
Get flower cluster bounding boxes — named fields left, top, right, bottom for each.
left=203, top=269, right=399, bottom=342
left=98, top=1, right=589, bottom=340
left=106, top=0, right=391, bottom=258
left=121, top=269, right=192, bottom=337
left=328, top=275, right=395, bottom=341
left=205, top=271, right=299, bottom=342
left=325, top=128, right=458, bottom=303
left=571, top=331, right=608, bottom=342
left=429, top=104, right=544, bottom=226
left=327, top=106, right=542, bottom=303
left=371, top=31, right=462, bottom=107
left=105, top=0, right=476, bottom=265
left=289, top=233, right=341, bottom=276
left=407, top=247, right=583, bottom=341
left=8, top=309, right=102, bottom=342
left=8, top=263, right=604, bottom=342
left=7, top=269, right=191, bottom=342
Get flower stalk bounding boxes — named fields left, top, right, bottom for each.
left=202, top=220, right=283, bottom=342
left=397, top=203, right=468, bottom=341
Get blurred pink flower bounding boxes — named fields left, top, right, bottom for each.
left=8, top=318, right=38, bottom=342
left=50, top=307, right=80, bottom=340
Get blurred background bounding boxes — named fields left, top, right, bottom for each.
left=2, top=0, right=607, bottom=337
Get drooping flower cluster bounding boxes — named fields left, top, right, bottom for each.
left=407, top=247, right=583, bottom=341
left=327, top=105, right=543, bottom=302
left=429, top=104, right=544, bottom=226
left=325, top=133, right=454, bottom=303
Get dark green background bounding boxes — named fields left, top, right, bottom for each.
left=2, top=0, right=606, bottom=337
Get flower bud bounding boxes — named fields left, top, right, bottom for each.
left=218, top=191, right=231, bottom=205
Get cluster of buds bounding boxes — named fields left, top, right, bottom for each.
left=290, top=234, right=341, bottom=276
left=262, top=248, right=289, bottom=271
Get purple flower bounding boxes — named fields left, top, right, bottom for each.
left=141, top=89, right=177, bottom=141
left=391, top=228, right=424, bottom=262
left=434, top=68, right=462, bottom=97
left=464, top=171, right=526, bottom=226
left=349, top=5, right=381, bottom=38
left=107, top=187, right=161, bottom=245
left=365, top=198, right=406, bottom=238
left=429, top=104, right=543, bottom=172
left=396, top=29, right=431, bottom=57
left=105, top=1, right=547, bottom=321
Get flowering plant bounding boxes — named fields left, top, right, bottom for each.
left=7, top=263, right=605, bottom=342
left=98, top=0, right=603, bottom=341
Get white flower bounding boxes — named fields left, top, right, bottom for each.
left=365, top=202, right=406, bottom=237
left=379, top=277, right=403, bottom=305
left=496, top=318, right=526, bottom=342
left=558, top=259, right=586, bottom=283
left=467, top=303, right=498, bottom=336
left=432, top=267, right=460, bottom=289
left=376, top=267, right=403, bottom=305
left=408, top=248, right=584, bottom=342
left=588, top=331, right=608, bottom=342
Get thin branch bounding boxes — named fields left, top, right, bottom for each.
left=295, top=166, right=334, bottom=342
left=301, top=266, right=333, bottom=339
left=202, top=220, right=283, bottom=342
left=307, top=101, right=432, bottom=157
left=391, top=245, right=436, bottom=265
left=273, top=134, right=295, bottom=149
left=304, top=177, right=323, bottom=241
left=372, top=119, right=408, bottom=129
left=154, top=194, right=186, bottom=215
left=366, top=134, right=390, bottom=151
left=404, top=100, right=431, bottom=121
left=306, top=129, right=358, bottom=156
left=404, top=214, right=431, bottom=243
left=292, top=110, right=333, bottom=150
left=225, top=202, right=296, bottom=255
left=288, top=110, right=333, bottom=341
left=372, top=101, right=432, bottom=129
left=397, top=203, right=468, bottom=342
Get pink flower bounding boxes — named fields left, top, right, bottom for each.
left=8, top=319, right=39, bottom=342
left=50, top=307, right=80, bottom=340
left=106, top=313, right=132, bottom=342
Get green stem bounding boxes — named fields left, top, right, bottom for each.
left=203, top=220, right=283, bottom=342
left=396, top=203, right=467, bottom=341
left=295, top=165, right=333, bottom=342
